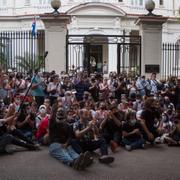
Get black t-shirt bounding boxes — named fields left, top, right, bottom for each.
left=88, top=84, right=99, bottom=102
left=49, top=120, right=72, bottom=144
left=141, top=109, right=161, bottom=134
left=16, top=113, right=35, bottom=132
left=122, top=122, right=142, bottom=140
left=105, top=112, right=123, bottom=134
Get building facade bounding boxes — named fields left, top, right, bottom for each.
left=0, top=0, right=180, bottom=75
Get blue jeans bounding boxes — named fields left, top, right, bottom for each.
left=49, top=143, right=79, bottom=166
left=122, top=138, right=145, bottom=150
left=71, top=138, right=108, bottom=156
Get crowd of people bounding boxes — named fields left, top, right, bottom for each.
left=0, top=68, right=180, bottom=170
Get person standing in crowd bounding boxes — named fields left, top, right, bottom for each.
left=88, top=77, right=99, bottom=102
left=136, top=76, right=146, bottom=97
left=31, top=70, right=45, bottom=108
left=47, top=75, right=60, bottom=106
left=149, top=73, right=159, bottom=96
left=74, top=74, right=88, bottom=101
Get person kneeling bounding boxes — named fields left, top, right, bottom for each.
left=122, top=110, right=145, bottom=151
left=49, top=108, right=93, bottom=170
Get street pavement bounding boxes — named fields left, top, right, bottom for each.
left=0, top=145, right=180, bottom=180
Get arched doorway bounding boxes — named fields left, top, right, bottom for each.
left=84, top=35, right=108, bottom=74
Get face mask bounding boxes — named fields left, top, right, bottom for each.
left=15, top=105, right=20, bottom=112
left=130, top=119, right=136, bottom=126
left=121, top=100, right=126, bottom=103
left=66, top=96, right=71, bottom=101
left=136, top=99, right=141, bottom=103
left=40, top=108, right=46, bottom=114
left=4, top=79, right=8, bottom=84
left=15, top=99, right=21, bottom=105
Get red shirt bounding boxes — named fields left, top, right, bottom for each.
left=35, top=116, right=49, bottom=140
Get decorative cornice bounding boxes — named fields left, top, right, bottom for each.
left=135, top=15, right=168, bottom=25
left=66, top=2, right=127, bottom=16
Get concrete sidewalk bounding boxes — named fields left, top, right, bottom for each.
left=0, top=145, right=180, bottom=180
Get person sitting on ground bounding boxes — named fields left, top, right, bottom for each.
left=35, top=105, right=49, bottom=129
left=35, top=113, right=49, bottom=145
left=49, top=107, right=93, bottom=170
left=100, top=104, right=123, bottom=153
left=0, top=112, right=39, bottom=154
left=122, top=110, right=145, bottom=151
left=164, top=114, right=180, bottom=146
left=72, top=108, right=114, bottom=164
left=16, top=103, right=35, bottom=140
left=139, top=98, right=163, bottom=143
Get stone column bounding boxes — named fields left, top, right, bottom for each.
left=40, top=14, right=71, bottom=74
left=136, top=16, right=167, bottom=78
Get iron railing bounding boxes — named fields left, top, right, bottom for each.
left=162, top=43, right=180, bottom=79
left=0, top=30, right=45, bottom=73
left=66, top=34, right=141, bottom=76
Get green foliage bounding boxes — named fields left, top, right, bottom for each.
left=16, top=52, right=44, bottom=72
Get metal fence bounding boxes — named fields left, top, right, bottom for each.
left=162, top=43, right=180, bottom=79
left=0, top=30, right=45, bottom=73
left=66, top=34, right=141, bottom=76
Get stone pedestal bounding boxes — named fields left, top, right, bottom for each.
left=136, top=16, right=167, bottom=78
left=40, top=14, right=71, bottom=74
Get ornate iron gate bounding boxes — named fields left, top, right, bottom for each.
left=66, top=34, right=141, bottom=76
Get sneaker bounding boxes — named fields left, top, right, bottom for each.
left=82, top=151, right=93, bottom=169
left=125, top=145, right=132, bottom=151
left=99, top=155, right=114, bottom=164
left=5, top=145, right=15, bottom=154
left=28, top=143, right=41, bottom=151
left=110, top=140, right=120, bottom=153
left=141, top=144, right=145, bottom=149
left=73, top=153, right=84, bottom=170
left=154, top=137, right=161, bottom=144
